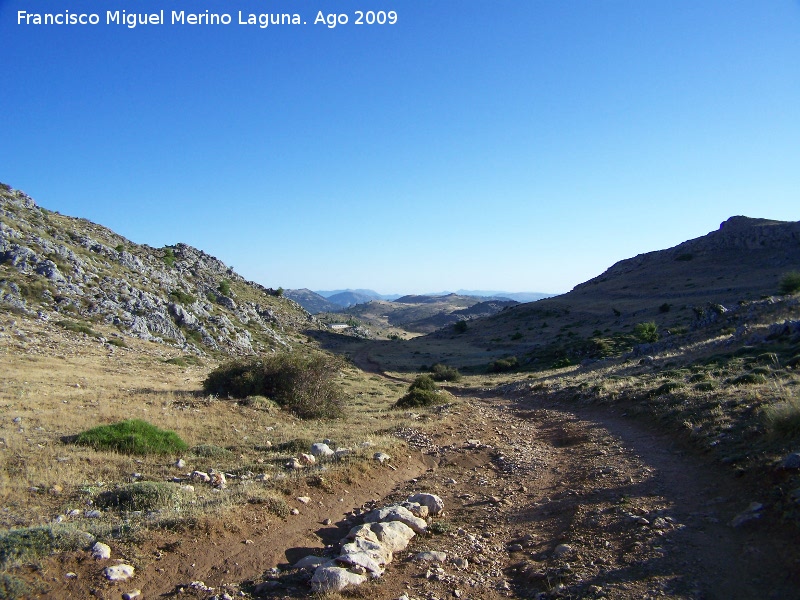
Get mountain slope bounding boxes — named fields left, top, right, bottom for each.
left=0, top=183, right=321, bottom=355
left=284, top=288, right=342, bottom=314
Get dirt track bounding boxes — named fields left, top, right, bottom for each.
left=32, top=392, right=800, bottom=599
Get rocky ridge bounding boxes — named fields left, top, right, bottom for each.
left=0, top=184, right=324, bottom=356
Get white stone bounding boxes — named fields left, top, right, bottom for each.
left=311, top=443, right=334, bottom=457
left=310, top=566, right=366, bottom=592
left=408, top=493, right=445, bottom=515
left=363, top=505, right=427, bottom=534
left=104, top=564, right=135, bottom=581
left=91, top=542, right=111, bottom=560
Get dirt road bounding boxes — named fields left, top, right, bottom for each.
left=34, top=392, right=800, bottom=599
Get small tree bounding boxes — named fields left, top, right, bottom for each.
left=454, top=320, right=468, bottom=334
left=218, top=280, right=231, bottom=296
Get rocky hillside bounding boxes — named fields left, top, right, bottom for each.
left=0, top=183, right=322, bottom=356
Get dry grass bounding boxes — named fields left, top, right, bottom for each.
left=0, top=313, right=445, bottom=541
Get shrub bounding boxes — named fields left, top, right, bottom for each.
left=163, top=247, right=176, bottom=267
left=0, top=573, right=28, bottom=599
left=203, top=353, right=344, bottom=419
left=114, top=244, right=125, bottom=253
left=694, top=381, right=716, bottom=392
left=95, top=481, right=192, bottom=512
left=395, top=375, right=444, bottom=408
left=675, top=253, right=693, bottom=261
left=169, top=289, right=196, bottom=305
left=190, top=444, right=233, bottom=458
left=779, top=271, right=800, bottom=295
left=763, top=396, right=800, bottom=437
left=218, top=280, right=231, bottom=296
left=275, top=287, right=284, bottom=297
left=731, top=372, right=768, bottom=385
left=57, top=320, right=99, bottom=338
left=0, top=526, right=94, bottom=569
left=634, top=321, right=659, bottom=343
left=551, top=357, right=572, bottom=369
left=74, top=419, right=188, bottom=455
left=453, top=320, right=468, bottom=334
left=510, top=332, right=523, bottom=340
left=489, top=356, right=518, bottom=373
left=429, top=363, right=461, bottom=382
left=647, top=381, right=683, bottom=397
left=659, top=303, right=671, bottom=313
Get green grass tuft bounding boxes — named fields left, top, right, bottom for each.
left=0, top=526, right=94, bottom=569
left=74, top=419, right=188, bottom=455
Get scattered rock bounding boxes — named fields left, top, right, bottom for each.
left=553, top=543, right=573, bottom=557
left=122, top=591, right=141, bottom=600
left=408, top=493, right=445, bottom=515
left=414, top=551, right=447, bottom=563
left=310, top=566, right=367, bottom=592
left=311, top=442, right=334, bottom=457
left=103, top=564, right=135, bottom=581
left=91, top=542, right=111, bottom=560
left=374, top=452, right=391, bottom=464
left=730, top=502, right=764, bottom=527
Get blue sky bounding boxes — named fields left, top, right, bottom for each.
left=1, top=1, right=798, bottom=294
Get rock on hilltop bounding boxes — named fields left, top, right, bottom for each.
left=0, top=183, right=320, bottom=355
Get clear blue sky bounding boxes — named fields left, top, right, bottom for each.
left=2, top=1, right=798, bottom=294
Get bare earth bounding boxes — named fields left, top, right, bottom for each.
left=26, top=390, right=799, bottom=600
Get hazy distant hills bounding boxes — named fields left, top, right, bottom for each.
left=286, top=288, right=552, bottom=314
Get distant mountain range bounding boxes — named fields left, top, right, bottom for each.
left=285, top=288, right=553, bottom=314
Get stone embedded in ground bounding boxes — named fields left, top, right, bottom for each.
left=336, top=550, right=385, bottom=575
left=370, top=520, right=416, bottom=552
left=730, top=502, right=764, bottom=527
left=121, top=591, right=141, bottom=600
left=407, top=493, right=445, bottom=515
left=104, top=564, right=135, bottom=581
left=414, top=550, right=447, bottom=563
left=373, top=452, right=391, bottom=464
left=341, top=537, right=393, bottom=565
left=334, top=447, right=352, bottom=458
left=91, top=541, right=111, bottom=560
left=363, top=504, right=427, bottom=533
left=286, top=458, right=303, bottom=470
left=311, top=442, right=334, bottom=457
left=310, top=566, right=367, bottom=592
left=300, top=453, right=316, bottom=465
left=208, top=469, right=227, bottom=489
left=294, top=555, right=334, bottom=570
left=175, top=458, right=186, bottom=468
left=401, top=501, right=429, bottom=518
left=191, top=470, right=211, bottom=483
left=553, top=543, right=573, bottom=557
left=297, top=496, right=311, bottom=504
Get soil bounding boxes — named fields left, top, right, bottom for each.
left=22, top=390, right=800, bottom=600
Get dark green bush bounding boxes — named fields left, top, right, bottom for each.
left=163, top=247, right=176, bottom=267
left=510, top=332, right=523, bottom=340
left=57, top=320, right=99, bottom=338
left=395, top=375, right=444, bottom=408
left=0, top=573, right=28, bottom=599
left=74, top=419, right=188, bottom=455
left=203, top=353, right=344, bottom=419
left=551, top=357, right=572, bottom=369
left=731, top=372, right=768, bottom=385
left=429, top=363, right=462, bottom=382
left=675, top=253, right=693, bottom=262
left=659, top=303, right=671, bottom=313
left=190, top=444, right=233, bottom=458
left=217, top=280, right=231, bottom=296
left=489, top=356, right=519, bottom=373
left=779, top=271, right=800, bottom=295
left=453, top=320, right=468, bottom=334
left=0, top=526, right=93, bottom=569
left=647, top=381, right=683, bottom=397
left=169, top=289, right=196, bottom=305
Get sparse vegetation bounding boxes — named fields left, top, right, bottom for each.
left=56, top=319, right=99, bottom=338
left=95, top=481, right=192, bottom=512
left=394, top=375, right=445, bottom=408
left=429, top=363, right=462, bottom=382
left=633, top=321, right=659, bottom=343
left=162, top=247, right=176, bottom=267
left=74, top=419, right=188, bottom=455
left=203, top=353, right=345, bottom=419
left=763, top=396, right=800, bottom=437
left=0, top=525, right=94, bottom=569
left=489, top=356, right=519, bottom=373
left=779, top=271, right=800, bottom=295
